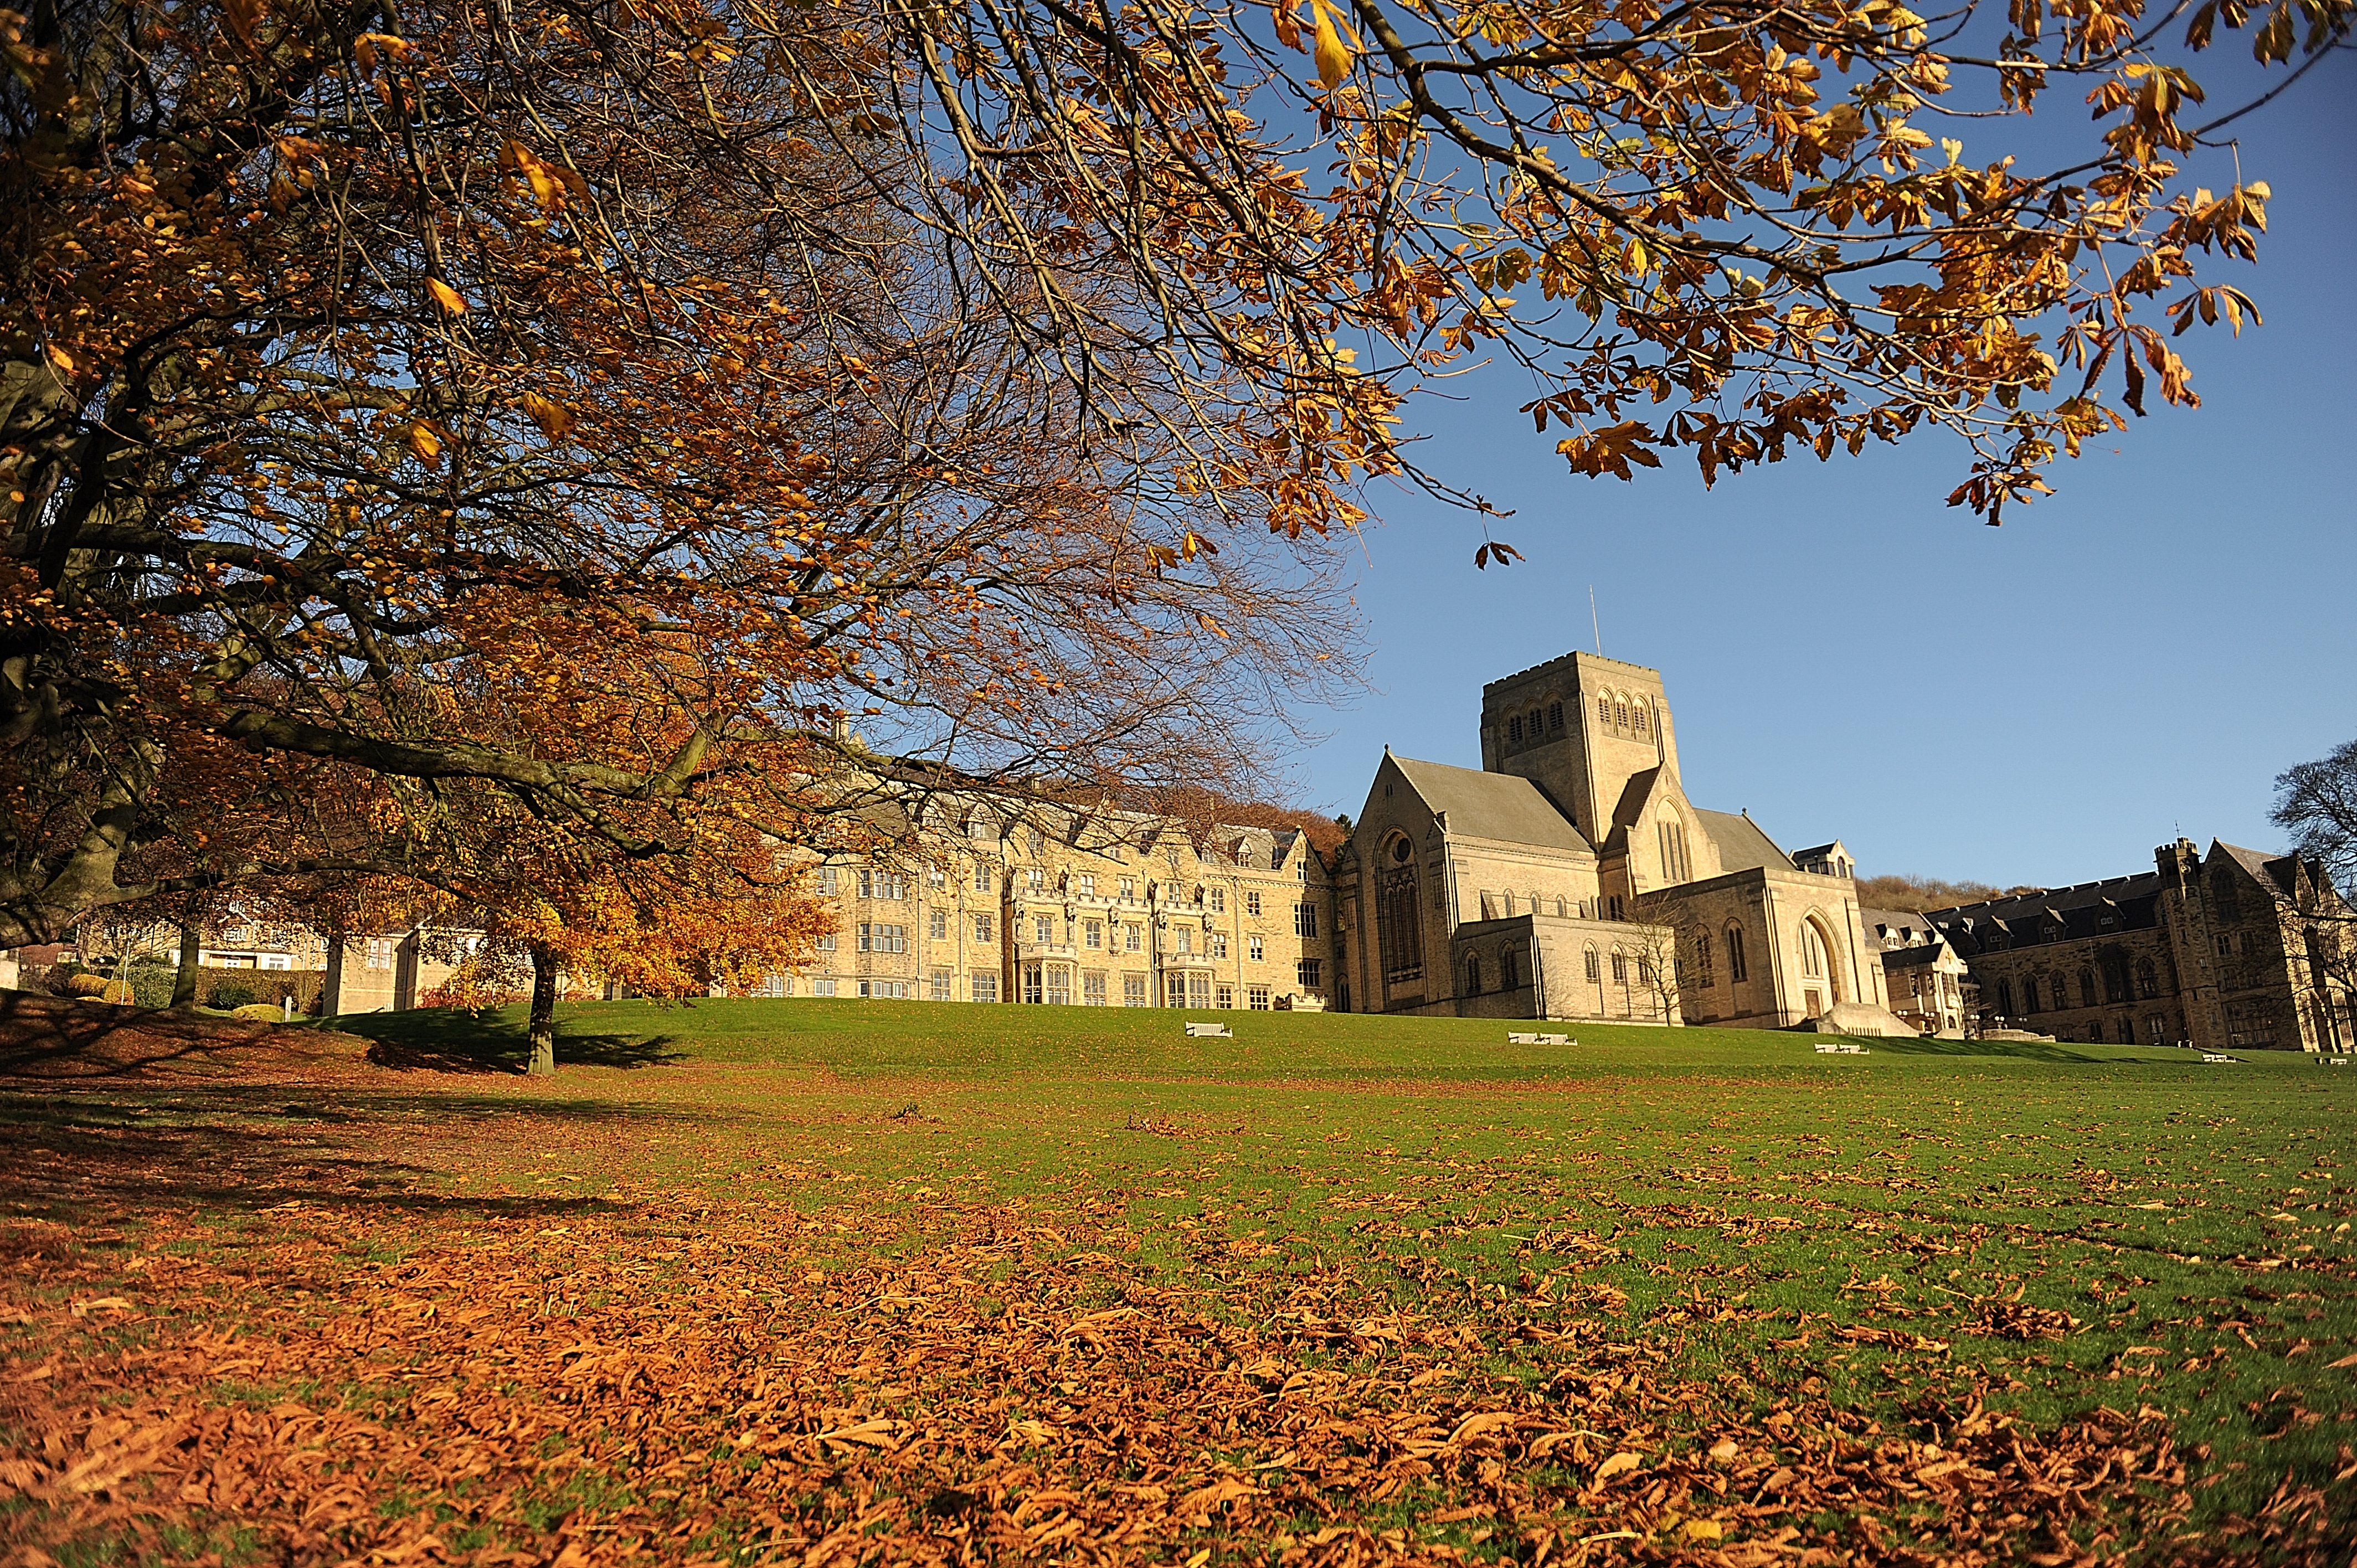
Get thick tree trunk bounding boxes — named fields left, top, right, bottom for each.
left=169, top=918, right=203, bottom=1009
left=527, top=943, right=559, bottom=1076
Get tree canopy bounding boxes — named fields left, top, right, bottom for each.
left=3, top=0, right=2343, bottom=944
left=2273, top=739, right=2357, bottom=898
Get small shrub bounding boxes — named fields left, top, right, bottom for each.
left=97, top=978, right=136, bottom=1004
left=123, top=960, right=177, bottom=1009
left=206, top=979, right=259, bottom=1010
left=63, top=973, right=112, bottom=998
left=230, top=1003, right=286, bottom=1023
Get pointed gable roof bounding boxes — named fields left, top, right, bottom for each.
left=2212, top=840, right=2298, bottom=901
left=1386, top=755, right=1592, bottom=853
left=1695, top=808, right=1787, bottom=874
left=1594, top=764, right=1663, bottom=853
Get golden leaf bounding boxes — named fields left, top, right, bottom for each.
left=407, top=422, right=444, bottom=467
left=520, top=392, right=574, bottom=443
left=1593, top=1450, right=1642, bottom=1483
left=427, top=278, right=467, bottom=314
left=1309, top=0, right=1352, bottom=89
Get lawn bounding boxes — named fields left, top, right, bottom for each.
left=0, top=998, right=2349, bottom=1565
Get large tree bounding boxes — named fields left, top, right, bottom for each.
left=3, top=0, right=2342, bottom=945
left=2274, top=740, right=2357, bottom=896
left=2271, top=739, right=2357, bottom=1034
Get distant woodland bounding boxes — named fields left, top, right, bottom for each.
left=1854, top=874, right=2044, bottom=913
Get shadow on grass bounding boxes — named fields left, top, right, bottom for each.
left=1866, top=1035, right=2116, bottom=1064
left=0, top=991, right=287, bottom=1079
left=0, top=1086, right=716, bottom=1223
left=328, top=1007, right=687, bottom=1075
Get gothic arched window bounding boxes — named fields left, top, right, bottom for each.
left=1801, top=923, right=1826, bottom=977
left=1377, top=836, right=1424, bottom=987
left=1633, top=702, right=1650, bottom=739
left=1464, top=953, right=1482, bottom=995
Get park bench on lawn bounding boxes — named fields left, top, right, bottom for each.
left=1506, top=1031, right=1569, bottom=1046
left=2201, top=1053, right=2238, bottom=1063
left=1813, top=1042, right=1867, bottom=1055
left=1184, top=1022, right=1233, bottom=1039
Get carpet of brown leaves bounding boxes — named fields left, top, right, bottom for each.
left=0, top=1028, right=2345, bottom=1566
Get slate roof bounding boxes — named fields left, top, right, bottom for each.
left=1387, top=755, right=1592, bottom=853
left=1695, top=808, right=1787, bottom=874
left=1861, top=906, right=1936, bottom=947
left=2214, top=840, right=2298, bottom=900
left=1880, top=944, right=1950, bottom=970
left=1926, top=871, right=2163, bottom=924
left=1924, top=870, right=2166, bottom=954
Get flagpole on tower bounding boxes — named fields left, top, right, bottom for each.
left=1589, top=586, right=1602, bottom=656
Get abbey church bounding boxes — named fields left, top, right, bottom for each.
left=1331, top=651, right=1907, bottom=1030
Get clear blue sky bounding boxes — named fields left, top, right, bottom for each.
left=1289, top=60, right=2356, bottom=891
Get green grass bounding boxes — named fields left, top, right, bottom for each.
left=331, top=999, right=2356, bottom=1485
left=12, top=997, right=2355, bottom=1555
left=328, top=992, right=2253, bottom=1076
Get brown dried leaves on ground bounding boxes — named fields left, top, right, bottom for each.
left=4, top=1201, right=2322, bottom=1566
left=0, top=1049, right=2344, bottom=1566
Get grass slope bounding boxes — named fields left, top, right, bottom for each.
left=1, top=998, right=2349, bottom=1565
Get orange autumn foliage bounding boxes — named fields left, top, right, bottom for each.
left=2, top=0, right=2341, bottom=947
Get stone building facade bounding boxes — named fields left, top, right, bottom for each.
left=779, top=790, right=1332, bottom=1010
left=1922, top=839, right=2353, bottom=1051
left=44, top=916, right=468, bottom=1014
left=1331, top=652, right=1906, bottom=1029
left=1862, top=909, right=1974, bottom=1035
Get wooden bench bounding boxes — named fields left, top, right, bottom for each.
left=1507, top=1031, right=1570, bottom=1046
left=1814, top=1042, right=1867, bottom=1055
left=2328, top=1057, right=2351, bottom=1067
left=2200, top=1053, right=2237, bottom=1064
left=1183, top=1022, right=1233, bottom=1039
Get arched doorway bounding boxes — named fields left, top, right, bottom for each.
left=1799, top=915, right=1841, bottom=1018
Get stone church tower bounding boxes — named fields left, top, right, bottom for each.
left=1334, top=650, right=1908, bottom=1031
left=1478, top=652, right=1677, bottom=852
